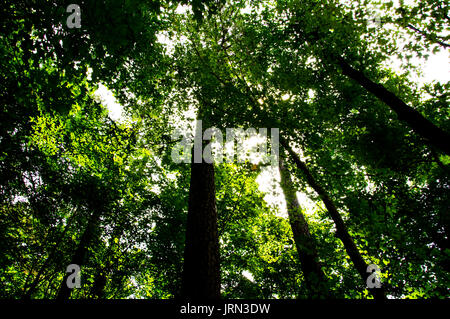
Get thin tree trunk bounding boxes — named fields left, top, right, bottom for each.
left=22, top=222, right=71, bottom=299
left=337, top=57, right=450, bottom=155
left=89, top=223, right=125, bottom=299
left=22, top=208, right=80, bottom=299
left=56, top=210, right=100, bottom=300
left=180, top=120, right=220, bottom=299
left=281, top=139, right=385, bottom=299
left=290, top=23, right=449, bottom=154
left=278, top=155, right=330, bottom=298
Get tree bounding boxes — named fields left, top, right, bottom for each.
left=1, top=0, right=448, bottom=300
left=180, top=116, right=221, bottom=299
left=279, top=155, right=330, bottom=298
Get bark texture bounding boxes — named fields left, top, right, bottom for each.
left=279, top=156, right=330, bottom=298
left=337, top=57, right=450, bottom=155
left=281, top=139, right=385, bottom=299
left=180, top=154, right=220, bottom=299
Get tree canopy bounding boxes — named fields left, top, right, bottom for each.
left=1, top=0, right=449, bottom=300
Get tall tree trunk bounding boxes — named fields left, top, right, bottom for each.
left=56, top=210, right=100, bottom=300
left=278, top=155, right=330, bottom=298
left=281, top=139, right=385, bottom=299
left=180, top=120, right=221, bottom=299
left=337, top=57, right=450, bottom=155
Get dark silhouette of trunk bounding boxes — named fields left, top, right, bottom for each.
left=290, top=23, right=449, bottom=154
left=90, top=224, right=125, bottom=299
left=90, top=271, right=107, bottom=299
left=180, top=119, right=220, bottom=299
left=22, top=220, right=72, bottom=299
left=281, top=139, right=385, bottom=300
left=56, top=210, right=100, bottom=300
left=278, top=156, right=330, bottom=298
left=22, top=208, right=81, bottom=299
left=337, top=57, right=450, bottom=155
left=89, top=248, right=112, bottom=299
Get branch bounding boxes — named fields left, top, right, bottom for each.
left=406, top=24, right=450, bottom=48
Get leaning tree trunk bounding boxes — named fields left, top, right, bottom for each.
left=279, top=155, right=330, bottom=298
left=281, top=139, right=385, bottom=299
left=337, top=57, right=450, bottom=155
left=56, top=210, right=100, bottom=300
left=290, top=23, right=449, bottom=155
left=22, top=217, right=73, bottom=299
left=180, top=118, right=221, bottom=300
